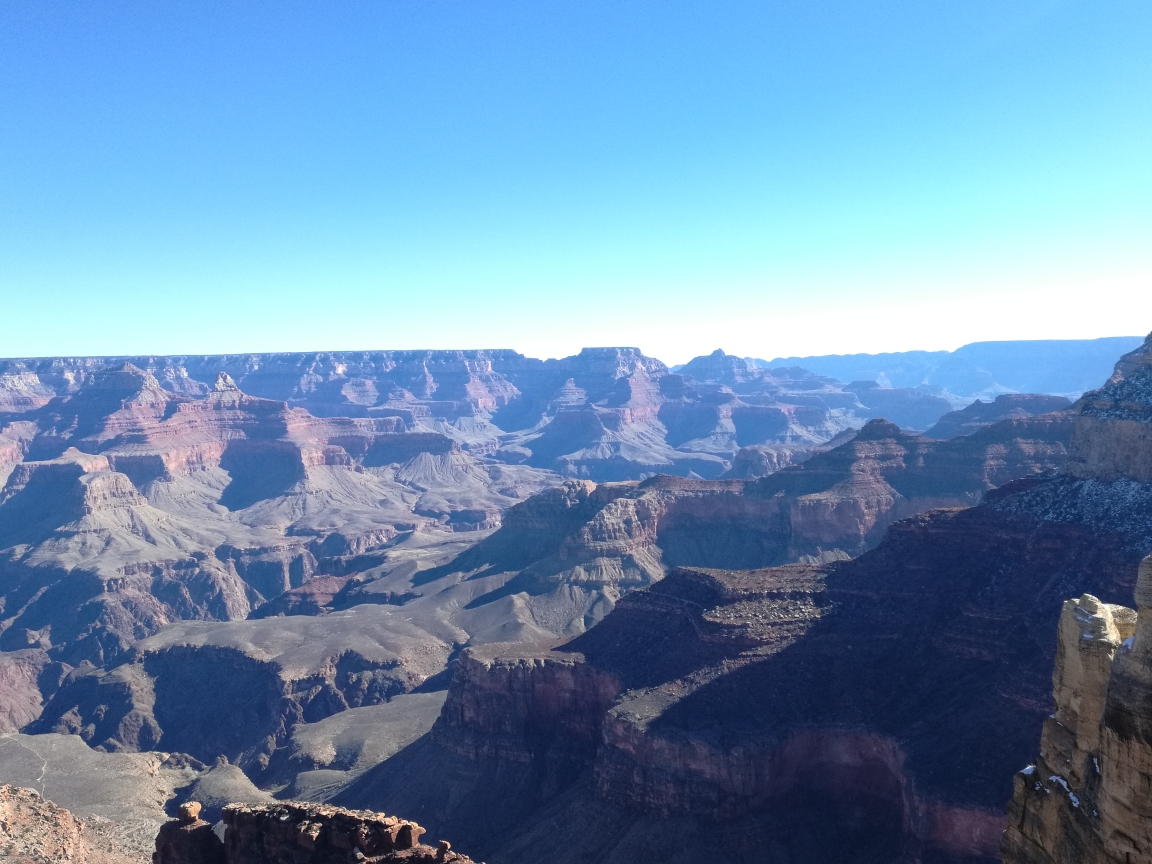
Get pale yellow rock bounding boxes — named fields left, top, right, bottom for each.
left=1003, top=554, right=1152, bottom=864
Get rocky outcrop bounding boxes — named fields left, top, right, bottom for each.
left=216, top=802, right=474, bottom=864
left=1002, top=554, right=1152, bottom=864
left=924, top=393, right=1073, bottom=439
left=153, top=798, right=474, bottom=864
left=153, top=801, right=225, bottom=864
left=0, top=785, right=89, bottom=863
left=1067, top=332, right=1152, bottom=485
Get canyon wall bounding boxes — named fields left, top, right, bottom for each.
left=1002, top=554, right=1152, bottom=864
left=151, top=801, right=474, bottom=864
left=328, top=335, right=1152, bottom=864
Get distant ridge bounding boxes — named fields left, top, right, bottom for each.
left=753, top=337, right=1144, bottom=402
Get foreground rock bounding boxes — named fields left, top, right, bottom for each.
left=1002, top=554, right=1152, bottom=864
left=0, top=784, right=90, bottom=864
left=151, top=800, right=475, bottom=864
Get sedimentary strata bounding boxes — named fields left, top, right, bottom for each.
left=151, top=799, right=475, bottom=864
left=1002, top=554, right=1152, bottom=864
left=333, top=335, right=1152, bottom=864
left=924, top=393, right=1072, bottom=439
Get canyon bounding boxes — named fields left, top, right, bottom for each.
left=324, top=333, right=1152, bottom=862
left=0, top=335, right=1148, bottom=863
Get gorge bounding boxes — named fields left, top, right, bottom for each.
left=0, top=335, right=1150, bottom=863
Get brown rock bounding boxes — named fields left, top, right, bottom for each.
left=218, top=801, right=472, bottom=863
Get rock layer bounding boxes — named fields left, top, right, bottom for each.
left=1002, top=554, right=1152, bottom=864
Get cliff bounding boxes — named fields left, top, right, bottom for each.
left=327, top=337, right=1152, bottom=864
left=151, top=800, right=474, bottom=864
left=1002, top=554, right=1152, bottom=864
left=1067, top=332, right=1152, bottom=485
left=1, top=347, right=965, bottom=485
left=924, top=394, right=1073, bottom=439
left=0, top=364, right=556, bottom=669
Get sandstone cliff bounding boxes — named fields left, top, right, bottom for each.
left=1067, top=331, right=1152, bottom=485
left=1002, top=554, right=1152, bottom=864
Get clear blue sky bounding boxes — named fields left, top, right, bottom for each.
left=2, top=0, right=1150, bottom=364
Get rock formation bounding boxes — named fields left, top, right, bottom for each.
left=0, top=347, right=966, bottom=486
left=1002, top=554, right=1152, bottom=864
left=153, top=801, right=224, bottom=864
left=0, top=362, right=557, bottom=673
left=0, top=784, right=91, bottom=863
left=923, top=393, right=1073, bottom=439
left=150, top=799, right=476, bottom=864
left=329, top=333, right=1152, bottom=864
left=415, top=412, right=1072, bottom=636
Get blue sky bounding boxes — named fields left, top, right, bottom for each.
left=2, top=0, right=1150, bottom=364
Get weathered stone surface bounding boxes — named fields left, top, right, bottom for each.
left=219, top=802, right=474, bottom=863
left=1003, top=554, right=1152, bottom=864
left=152, top=800, right=225, bottom=864
left=0, top=784, right=89, bottom=863
left=1067, top=332, right=1152, bottom=485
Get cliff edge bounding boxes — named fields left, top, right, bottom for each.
left=1003, top=553, right=1152, bottom=864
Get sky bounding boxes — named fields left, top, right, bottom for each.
left=2, top=0, right=1151, bottom=365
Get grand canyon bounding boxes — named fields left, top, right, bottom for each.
left=0, top=334, right=1149, bottom=863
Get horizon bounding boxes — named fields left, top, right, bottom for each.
left=3, top=1, right=1151, bottom=364
left=0, top=333, right=1145, bottom=369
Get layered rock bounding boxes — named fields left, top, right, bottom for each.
left=220, top=802, right=473, bottom=864
left=924, top=393, right=1073, bottom=439
left=329, top=336, right=1152, bottom=864
left=0, top=364, right=557, bottom=671
left=417, top=412, right=1072, bottom=643
left=30, top=604, right=454, bottom=775
left=1067, top=332, right=1152, bottom=485
left=1002, top=554, right=1152, bottom=864
left=0, top=784, right=92, bottom=864
left=1, top=347, right=969, bottom=486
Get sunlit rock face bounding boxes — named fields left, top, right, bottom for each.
left=1002, top=555, right=1152, bottom=864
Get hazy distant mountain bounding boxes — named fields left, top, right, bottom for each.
left=754, top=337, right=1143, bottom=403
